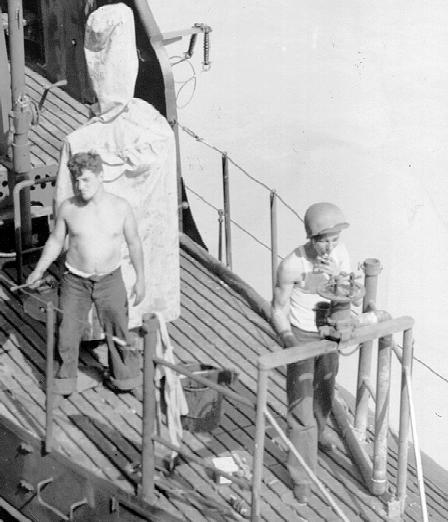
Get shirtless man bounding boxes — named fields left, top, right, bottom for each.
left=272, top=202, right=350, bottom=504
left=27, top=151, right=145, bottom=395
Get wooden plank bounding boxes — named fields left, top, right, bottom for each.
left=181, top=261, right=277, bottom=349
left=181, top=252, right=278, bottom=343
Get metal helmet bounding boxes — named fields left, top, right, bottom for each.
left=304, top=202, right=349, bottom=238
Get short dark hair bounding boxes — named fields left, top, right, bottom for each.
left=67, top=151, right=103, bottom=178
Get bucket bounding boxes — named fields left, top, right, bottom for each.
left=180, top=363, right=238, bottom=433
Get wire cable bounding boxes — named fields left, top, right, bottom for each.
left=178, top=123, right=304, bottom=223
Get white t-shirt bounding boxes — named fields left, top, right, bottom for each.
left=289, top=243, right=351, bottom=332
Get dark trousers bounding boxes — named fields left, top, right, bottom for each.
left=286, top=325, right=339, bottom=486
left=54, top=268, right=141, bottom=395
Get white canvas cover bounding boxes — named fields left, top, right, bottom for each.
left=55, top=3, right=180, bottom=329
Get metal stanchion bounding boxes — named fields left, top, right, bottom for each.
left=397, top=328, right=413, bottom=510
left=217, top=209, right=224, bottom=262
left=354, top=258, right=381, bottom=438
left=141, top=313, right=157, bottom=504
left=250, top=367, right=268, bottom=521
left=222, top=153, right=232, bottom=269
left=45, top=301, right=55, bottom=453
left=371, top=334, right=392, bottom=495
left=270, top=190, right=278, bottom=300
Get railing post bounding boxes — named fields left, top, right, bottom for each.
left=141, top=313, right=157, bottom=504
left=221, top=152, right=232, bottom=269
left=269, top=190, right=278, bottom=300
left=217, top=209, right=224, bottom=263
left=251, top=367, right=268, bottom=521
left=397, top=328, right=413, bottom=511
left=354, top=258, right=381, bottom=438
left=45, top=301, right=55, bottom=453
left=371, top=334, right=392, bottom=495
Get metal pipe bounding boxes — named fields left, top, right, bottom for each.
left=404, top=368, right=428, bottom=521
left=7, top=0, right=32, bottom=247
left=13, top=178, right=28, bottom=283
left=371, top=334, right=392, bottom=495
left=270, top=190, right=278, bottom=301
left=222, top=153, right=232, bottom=269
left=333, top=394, right=373, bottom=487
left=354, top=258, right=382, bottom=438
left=45, top=301, right=55, bottom=453
left=217, top=209, right=224, bottom=262
left=397, top=328, right=413, bottom=511
left=141, top=313, right=157, bottom=504
left=152, top=356, right=254, bottom=408
left=262, top=316, right=413, bottom=371
left=250, top=367, right=268, bottom=522
left=403, top=370, right=428, bottom=521
left=0, top=5, right=11, bottom=157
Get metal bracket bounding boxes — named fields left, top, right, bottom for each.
left=36, top=477, right=69, bottom=520
left=36, top=477, right=88, bottom=521
left=386, top=498, right=402, bottom=521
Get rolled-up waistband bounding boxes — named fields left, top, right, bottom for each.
left=65, top=262, right=121, bottom=282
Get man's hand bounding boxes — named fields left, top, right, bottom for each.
left=315, top=256, right=339, bottom=277
left=26, top=270, right=44, bottom=289
left=281, top=331, right=297, bottom=348
left=131, top=278, right=146, bottom=306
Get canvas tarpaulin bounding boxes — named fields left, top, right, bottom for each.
left=55, top=3, right=180, bottom=330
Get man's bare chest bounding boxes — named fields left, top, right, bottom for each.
left=67, top=207, right=123, bottom=239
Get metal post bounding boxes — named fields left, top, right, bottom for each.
left=371, top=334, right=392, bottom=495
left=45, top=301, right=55, bottom=453
left=354, top=258, right=381, bottom=438
left=250, top=367, right=268, bottom=522
left=397, top=328, right=413, bottom=510
left=217, top=209, right=224, bottom=262
left=0, top=5, right=11, bottom=156
left=270, top=190, right=278, bottom=300
left=222, top=153, right=232, bottom=269
left=7, top=0, right=32, bottom=247
left=141, top=313, right=157, bottom=504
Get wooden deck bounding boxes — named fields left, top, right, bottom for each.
left=0, top=244, right=447, bottom=521
left=0, top=66, right=446, bottom=520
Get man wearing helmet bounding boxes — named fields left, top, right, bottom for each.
left=272, top=202, right=350, bottom=505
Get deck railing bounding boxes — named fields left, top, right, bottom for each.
left=139, top=313, right=348, bottom=521
left=31, top=284, right=427, bottom=520
left=178, top=122, right=303, bottom=298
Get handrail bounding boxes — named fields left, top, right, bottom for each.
left=251, top=316, right=416, bottom=521
left=38, top=289, right=419, bottom=519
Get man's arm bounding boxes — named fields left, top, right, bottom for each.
left=123, top=203, right=145, bottom=306
left=271, top=258, right=297, bottom=347
left=26, top=203, right=68, bottom=285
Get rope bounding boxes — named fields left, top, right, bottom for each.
left=177, top=123, right=304, bottom=223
